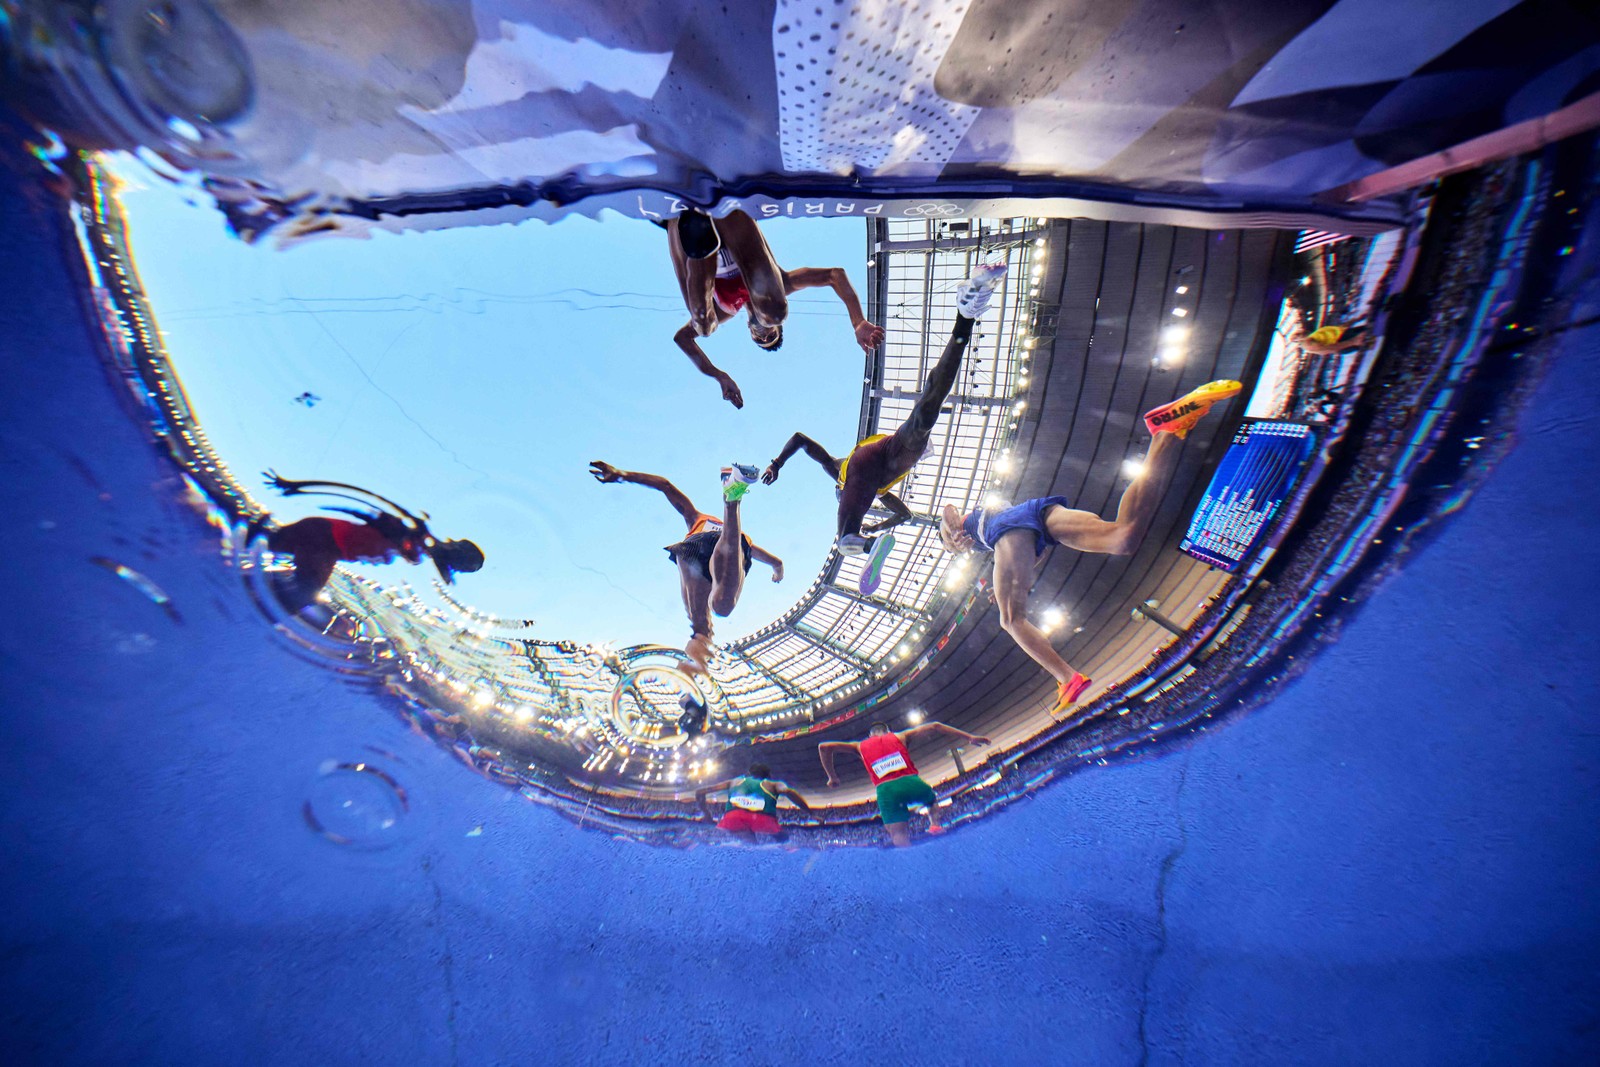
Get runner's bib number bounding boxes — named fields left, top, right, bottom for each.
left=870, top=752, right=908, bottom=778
left=729, top=793, right=766, bottom=811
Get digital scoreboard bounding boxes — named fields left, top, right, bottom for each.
left=1181, top=420, right=1317, bottom=571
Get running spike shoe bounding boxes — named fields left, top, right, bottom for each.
left=859, top=532, right=896, bottom=595
left=1050, top=671, right=1093, bottom=716
left=837, top=533, right=869, bottom=556
left=955, top=261, right=1008, bottom=319
left=1143, top=379, right=1243, bottom=439
left=721, top=463, right=759, bottom=503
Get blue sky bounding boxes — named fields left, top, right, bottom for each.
left=108, top=158, right=867, bottom=646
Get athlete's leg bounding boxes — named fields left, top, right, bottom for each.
left=838, top=313, right=979, bottom=541
left=835, top=468, right=882, bottom=540
left=714, top=211, right=788, bottom=325
left=904, top=313, right=975, bottom=440
left=709, top=498, right=747, bottom=617
left=992, top=530, right=1084, bottom=685
left=668, top=215, right=719, bottom=335
left=1043, top=430, right=1184, bottom=556
left=678, top=557, right=715, bottom=673
left=267, top=520, right=339, bottom=610
left=884, top=820, right=913, bottom=847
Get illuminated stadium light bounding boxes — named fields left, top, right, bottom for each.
left=514, top=706, right=534, bottom=722
left=1175, top=285, right=1189, bottom=295
left=994, top=453, right=1012, bottom=474
left=1040, top=607, right=1065, bottom=634
left=1160, top=347, right=1184, bottom=367
left=907, top=708, right=925, bottom=725
left=1122, top=458, right=1147, bottom=478
left=1162, top=326, right=1189, bottom=346
left=1171, top=307, right=1188, bottom=317
left=472, top=690, right=493, bottom=709
left=983, top=493, right=1006, bottom=509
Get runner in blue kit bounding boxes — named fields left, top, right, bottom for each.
left=939, top=379, right=1243, bottom=716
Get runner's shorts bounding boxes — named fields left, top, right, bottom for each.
left=718, top=809, right=781, bottom=834
left=874, top=774, right=937, bottom=824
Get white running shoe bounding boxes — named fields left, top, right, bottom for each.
left=837, top=533, right=869, bottom=556
left=956, top=262, right=1008, bottom=319
left=721, top=463, right=759, bottom=502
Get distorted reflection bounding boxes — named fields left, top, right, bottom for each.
left=61, top=149, right=1579, bottom=847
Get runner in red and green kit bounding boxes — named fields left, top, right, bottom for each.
left=818, top=720, right=990, bottom=846
left=695, top=763, right=812, bottom=843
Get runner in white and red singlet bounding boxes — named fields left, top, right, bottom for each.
left=818, top=720, right=990, bottom=847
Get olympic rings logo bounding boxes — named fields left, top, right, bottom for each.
left=900, top=203, right=965, bottom=218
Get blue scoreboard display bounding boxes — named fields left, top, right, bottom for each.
left=1181, top=420, right=1317, bottom=571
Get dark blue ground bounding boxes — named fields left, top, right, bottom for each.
left=1, top=164, right=1597, bottom=1064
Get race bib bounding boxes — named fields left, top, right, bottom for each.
left=729, top=793, right=766, bottom=811
left=870, top=752, right=908, bottom=778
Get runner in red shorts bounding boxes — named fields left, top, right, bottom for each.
left=256, top=473, right=484, bottom=613
left=665, top=208, right=884, bottom=408
left=695, top=763, right=812, bottom=842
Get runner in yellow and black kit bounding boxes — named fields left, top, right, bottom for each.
left=760, top=263, right=1009, bottom=558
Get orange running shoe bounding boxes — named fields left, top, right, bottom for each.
left=1143, top=379, right=1243, bottom=438
left=1051, top=671, right=1092, bottom=716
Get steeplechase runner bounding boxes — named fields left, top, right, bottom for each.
left=695, top=763, right=812, bottom=843
left=254, top=472, right=484, bottom=613
left=589, top=460, right=783, bottom=677
left=938, top=379, right=1242, bottom=716
left=818, top=720, right=990, bottom=847
left=761, top=263, right=1008, bottom=580
left=665, top=208, right=885, bottom=408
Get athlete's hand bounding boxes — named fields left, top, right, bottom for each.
left=854, top=319, right=885, bottom=353
left=970, top=735, right=992, bottom=747
left=262, top=468, right=300, bottom=495
left=770, top=561, right=785, bottom=583
left=717, top=373, right=745, bottom=409
left=588, top=461, right=625, bottom=484
left=826, top=775, right=841, bottom=789
left=760, top=462, right=781, bottom=485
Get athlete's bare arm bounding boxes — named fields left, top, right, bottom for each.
left=746, top=541, right=786, bottom=583
left=782, top=267, right=884, bottom=354
left=694, top=778, right=736, bottom=822
left=863, top=490, right=915, bottom=535
left=901, top=722, right=992, bottom=747
left=776, top=785, right=813, bottom=812
left=762, top=432, right=840, bottom=485
left=588, top=461, right=700, bottom=526
left=818, top=741, right=860, bottom=786
left=673, top=322, right=745, bottom=409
